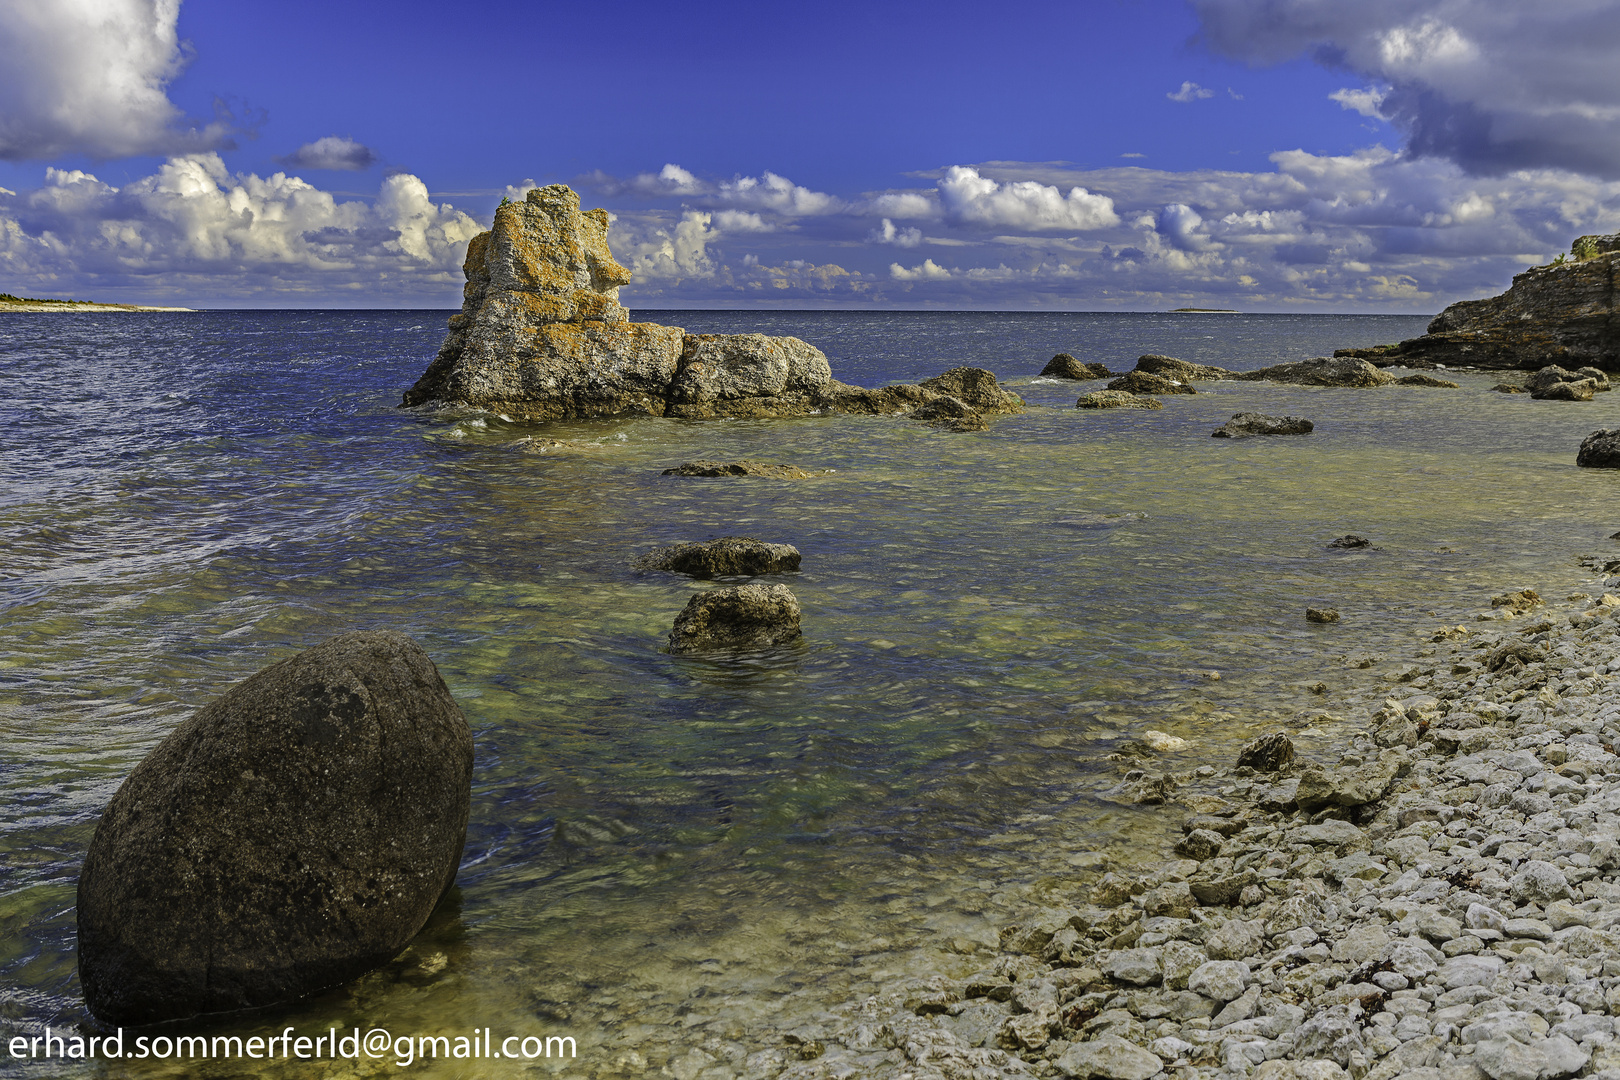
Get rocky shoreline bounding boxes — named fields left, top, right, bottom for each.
left=753, top=563, right=1620, bottom=1080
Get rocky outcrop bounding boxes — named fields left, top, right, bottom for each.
left=1041, top=353, right=1111, bottom=380
left=1528, top=365, right=1607, bottom=401
left=1210, top=413, right=1313, bottom=438
left=636, top=537, right=801, bottom=578
left=1108, top=371, right=1195, bottom=395
left=1335, top=234, right=1620, bottom=372
left=1132, top=354, right=1236, bottom=381
left=1236, top=357, right=1393, bottom=388
left=1578, top=430, right=1620, bottom=468
left=668, top=583, right=803, bottom=652
left=77, top=631, right=473, bottom=1025
left=1393, top=373, right=1459, bottom=388
left=661, top=460, right=814, bottom=478
left=403, top=185, right=1023, bottom=425
left=1077, top=391, right=1163, bottom=410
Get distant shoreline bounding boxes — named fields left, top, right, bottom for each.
left=1167, top=307, right=1240, bottom=313
left=1, top=299, right=195, bottom=312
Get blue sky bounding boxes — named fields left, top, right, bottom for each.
left=2, top=0, right=1619, bottom=310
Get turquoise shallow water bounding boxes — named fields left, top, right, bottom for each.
left=4, top=310, right=1620, bottom=1076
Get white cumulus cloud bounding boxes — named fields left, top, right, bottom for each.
left=0, top=0, right=239, bottom=160
left=1168, top=81, right=1216, bottom=103
left=890, top=258, right=952, bottom=281
left=870, top=218, right=923, bottom=247
left=1330, top=87, right=1389, bottom=119
left=0, top=154, right=482, bottom=302
left=936, top=166, right=1119, bottom=231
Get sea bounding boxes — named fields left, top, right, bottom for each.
left=4, top=309, right=1620, bottom=1077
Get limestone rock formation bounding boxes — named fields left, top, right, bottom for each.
left=1040, top=353, right=1111, bottom=379
left=1077, top=390, right=1163, bottom=410
left=1132, top=354, right=1235, bottom=380
left=1210, top=413, right=1313, bottom=438
left=1335, top=234, right=1620, bottom=371
left=1236, top=357, right=1393, bottom=388
left=1107, top=371, right=1195, bottom=395
left=77, top=631, right=473, bottom=1025
left=636, top=537, right=801, bottom=578
left=668, top=583, right=803, bottom=653
left=403, top=185, right=1024, bottom=424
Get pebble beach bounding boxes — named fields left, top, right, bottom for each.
left=755, top=557, right=1620, bottom=1080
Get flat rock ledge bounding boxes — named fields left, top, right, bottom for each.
left=636, top=537, right=801, bottom=579
left=774, top=575, right=1620, bottom=1080
left=1211, top=414, right=1314, bottom=438
left=663, top=460, right=815, bottom=479
left=1079, top=391, right=1163, bottom=411
left=77, top=631, right=473, bottom=1025
left=668, top=583, right=803, bottom=653
left=1132, top=355, right=1238, bottom=381
left=401, top=185, right=1023, bottom=425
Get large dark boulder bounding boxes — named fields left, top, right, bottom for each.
left=668, top=583, right=803, bottom=653
left=1533, top=379, right=1597, bottom=401
left=78, top=631, right=473, bottom=1025
left=1578, top=430, right=1620, bottom=468
left=636, top=537, right=802, bottom=578
left=1041, top=353, right=1111, bottom=379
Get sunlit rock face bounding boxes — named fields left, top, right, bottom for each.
left=1340, top=234, right=1620, bottom=373
left=402, top=185, right=834, bottom=420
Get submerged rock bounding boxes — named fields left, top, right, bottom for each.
left=1493, top=383, right=1528, bottom=393
left=1307, top=607, right=1341, bottom=623
left=1578, top=430, right=1620, bottom=468
left=1236, top=357, right=1393, bottom=387
left=1211, top=412, right=1313, bottom=437
left=1077, top=390, right=1162, bottom=410
left=1327, top=535, right=1371, bottom=549
left=668, top=583, right=803, bottom=653
left=1395, top=373, right=1460, bottom=388
left=77, top=631, right=473, bottom=1025
left=635, top=537, right=801, bottom=579
left=1041, top=353, right=1111, bottom=379
left=662, top=460, right=814, bottom=478
left=1107, top=371, right=1195, bottom=395
left=1131, top=354, right=1236, bottom=380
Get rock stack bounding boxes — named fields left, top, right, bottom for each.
left=402, top=185, right=1023, bottom=428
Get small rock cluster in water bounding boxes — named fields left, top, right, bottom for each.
left=754, top=563, right=1620, bottom=1080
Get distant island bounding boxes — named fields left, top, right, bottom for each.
left=1168, top=307, right=1239, bottom=313
left=1, top=292, right=192, bottom=313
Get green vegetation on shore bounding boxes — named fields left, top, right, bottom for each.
left=0, top=292, right=93, bottom=305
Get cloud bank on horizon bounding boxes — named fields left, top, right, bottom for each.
left=1, top=0, right=1619, bottom=309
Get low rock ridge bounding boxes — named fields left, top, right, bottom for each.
left=1335, top=234, right=1620, bottom=372
left=402, top=185, right=1022, bottom=425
